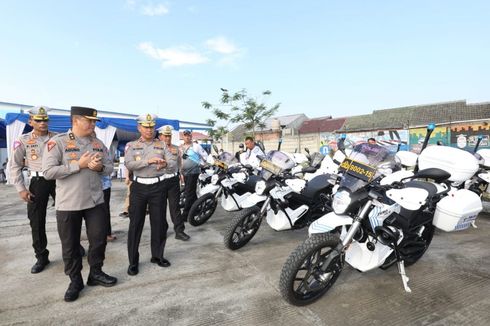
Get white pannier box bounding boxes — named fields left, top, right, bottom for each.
left=433, top=189, right=482, bottom=232
left=418, top=146, right=479, bottom=183
left=476, top=149, right=490, bottom=168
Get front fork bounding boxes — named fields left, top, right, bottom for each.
left=214, top=186, right=223, bottom=200
left=259, top=196, right=272, bottom=217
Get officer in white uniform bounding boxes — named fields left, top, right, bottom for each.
left=240, top=136, right=265, bottom=168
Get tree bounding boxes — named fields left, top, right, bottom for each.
left=202, top=89, right=280, bottom=141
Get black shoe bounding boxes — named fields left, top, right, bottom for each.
left=150, top=257, right=171, bottom=267
left=79, top=245, right=86, bottom=257
left=31, top=257, right=50, bottom=274
left=64, top=279, right=84, bottom=302
left=87, top=269, right=117, bottom=287
left=127, top=265, right=139, bottom=276
left=175, top=231, right=190, bottom=241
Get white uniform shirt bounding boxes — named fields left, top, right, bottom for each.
left=240, top=145, right=265, bottom=168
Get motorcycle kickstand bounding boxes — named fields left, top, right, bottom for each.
left=397, top=260, right=412, bottom=293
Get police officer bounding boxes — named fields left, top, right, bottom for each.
left=158, top=125, right=190, bottom=241
left=241, top=136, right=265, bottom=168
left=42, top=106, right=117, bottom=302
left=125, top=114, right=172, bottom=276
left=10, top=106, right=56, bottom=273
left=180, top=130, right=208, bottom=221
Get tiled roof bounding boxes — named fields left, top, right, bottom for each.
left=299, top=117, right=346, bottom=133
left=341, top=100, right=490, bottom=131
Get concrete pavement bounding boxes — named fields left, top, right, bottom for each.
left=0, top=181, right=489, bottom=325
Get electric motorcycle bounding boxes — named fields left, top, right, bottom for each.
left=223, top=150, right=338, bottom=250
left=278, top=142, right=483, bottom=306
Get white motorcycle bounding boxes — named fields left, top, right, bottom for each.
left=187, top=151, right=260, bottom=226
left=279, top=141, right=483, bottom=306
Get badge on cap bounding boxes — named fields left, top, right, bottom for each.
left=147, top=114, right=152, bottom=121
left=39, top=107, right=46, bottom=115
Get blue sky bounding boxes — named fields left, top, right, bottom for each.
left=0, top=0, right=489, bottom=124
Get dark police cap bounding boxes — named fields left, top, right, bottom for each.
left=71, top=106, right=100, bottom=121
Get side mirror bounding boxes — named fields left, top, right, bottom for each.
left=213, top=144, right=219, bottom=154
left=304, top=147, right=310, bottom=154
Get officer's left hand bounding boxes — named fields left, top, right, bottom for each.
left=156, top=159, right=167, bottom=170
left=88, top=154, right=103, bottom=171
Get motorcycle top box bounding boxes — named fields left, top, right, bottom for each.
left=477, top=149, right=490, bottom=168
left=418, top=146, right=479, bottom=183
left=433, top=189, right=482, bottom=232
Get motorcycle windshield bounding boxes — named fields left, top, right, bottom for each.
left=266, top=150, right=296, bottom=170
left=218, top=152, right=239, bottom=165
left=338, top=142, right=394, bottom=192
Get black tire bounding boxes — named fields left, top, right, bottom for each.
left=188, top=193, right=218, bottom=226
left=223, top=206, right=262, bottom=250
left=279, top=233, right=343, bottom=306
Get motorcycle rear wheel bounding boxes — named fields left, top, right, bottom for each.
left=223, top=206, right=262, bottom=250
left=279, top=233, right=343, bottom=306
left=188, top=193, right=218, bottom=226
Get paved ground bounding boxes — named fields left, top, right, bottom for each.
left=0, top=181, right=489, bottom=326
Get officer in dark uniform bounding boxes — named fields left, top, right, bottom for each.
left=42, top=106, right=117, bottom=302
left=125, top=114, right=172, bottom=276
left=10, top=106, right=56, bottom=273
left=158, top=125, right=190, bottom=241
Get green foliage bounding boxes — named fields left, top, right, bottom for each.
left=202, top=88, right=280, bottom=140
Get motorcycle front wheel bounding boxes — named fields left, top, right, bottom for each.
left=223, top=206, right=262, bottom=250
left=279, top=233, right=343, bottom=306
left=188, top=193, right=218, bottom=226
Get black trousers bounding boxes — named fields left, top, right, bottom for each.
left=103, top=188, right=112, bottom=236
left=128, top=180, right=168, bottom=265
left=56, top=204, right=107, bottom=279
left=163, top=176, right=185, bottom=233
left=182, top=173, right=199, bottom=219
left=27, top=177, right=56, bottom=259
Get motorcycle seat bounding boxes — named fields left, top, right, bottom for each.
left=404, top=180, right=438, bottom=197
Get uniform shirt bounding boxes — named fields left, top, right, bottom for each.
left=125, top=137, right=171, bottom=177
left=161, top=143, right=181, bottom=175
left=42, top=130, right=113, bottom=211
left=240, top=145, right=265, bottom=168
left=180, top=142, right=208, bottom=176
left=10, top=131, right=57, bottom=193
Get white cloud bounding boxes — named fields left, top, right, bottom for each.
left=205, top=36, right=239, bottom=55
left=138, top=42, right=209, bottom=68
left=141, top=3, right=169, bottom=16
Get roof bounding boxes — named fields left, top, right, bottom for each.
left=341, top=100, right=490, bottom=132
left=299, top=117, right=346, bottom=133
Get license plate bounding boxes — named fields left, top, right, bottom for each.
left=338, top=158, right=376, bottom=182
left=260, top=160, right=282, bottom=175
left=214, top=159, right=228, bottom=169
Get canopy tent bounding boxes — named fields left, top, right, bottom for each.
left=0, top=118, right=6, bottom=148
left=5, top=113, right=180, bottom=163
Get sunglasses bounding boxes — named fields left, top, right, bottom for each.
left=33, top=119, right=49, bottom=122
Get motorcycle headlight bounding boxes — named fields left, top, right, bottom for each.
left=211, top=174, right=219, bottom=185
left=255, top=180, right=266, bottom=195
left=332, top=190, right=351, bottom=214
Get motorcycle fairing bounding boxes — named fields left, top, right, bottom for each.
left=199, top=183, right=221, bottom=196
left=266, top=205, right=309, bottom=231
left=386, top=187, right=429, bottom=211
left=344, top=235, right=395, bottom=272
left=285, top=179, right=306, bottom=194
left=240, top=193, right=267, bottom=208
left=308, top=212, right=353, bottom=235
left=221, top=191, right=252, bottom=211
